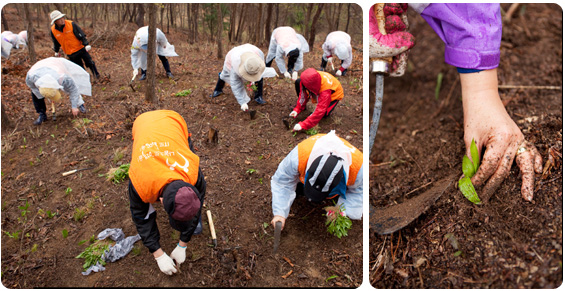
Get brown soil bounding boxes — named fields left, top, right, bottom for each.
left=0, top=7, right=363, bottom=288
left=369, top=4, right=562, bottom=288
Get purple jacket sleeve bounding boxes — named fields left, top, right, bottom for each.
left=420, top=3, right=502, bottom=70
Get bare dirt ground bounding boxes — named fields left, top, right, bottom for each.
left=369, top=4, right=562, bottom=288
left=1, top=7, right=363, bottom=288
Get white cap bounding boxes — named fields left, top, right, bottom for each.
left=50, top=10, right=66, bottom=26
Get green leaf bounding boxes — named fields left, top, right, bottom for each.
left=262, top=222, right=269, bottom=229
left=326, top=275, right=338, bottom=282
left=62, top=229, right=68, bottom=238
left=470, top=138, right=480, bottom=173
left=453, top=250, right=462, bottom=257
left=435, top=72, right=443, bottom=100
left=458, top=177, right=481, bottom=204
left=462, top=155, right=475, bottom=178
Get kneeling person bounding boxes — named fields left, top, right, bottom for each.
left=129, top=110, right=206, bottom=275
left=271, top=131, right=363, bottom=230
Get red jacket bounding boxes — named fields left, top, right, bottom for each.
left=294, top=68, right=343, bottom=130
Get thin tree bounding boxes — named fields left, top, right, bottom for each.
left=264, top=4, right=273, bottom=46
left=145, top=3, right=158, bottom=104
left=2, top=9, right=9, bottom=31
left=216, top=3, right=223, bottom=59
left=135, top=3, right=145, bottom=28
left=307, top=4, right=324, bottom=48
left=24, top=3, right=37, bottom=64
left=345, top=4, right=351, bottom=33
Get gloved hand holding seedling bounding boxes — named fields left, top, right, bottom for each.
left=324, top=204, right=352, bottom=239
left=458, top=138, right=481, bottom=204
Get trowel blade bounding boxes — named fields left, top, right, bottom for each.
left=273, top=221, right=282, bottom=253
left=370, top=175, right=456, bottom=235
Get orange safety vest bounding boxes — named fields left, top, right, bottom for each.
left=297, top=134, right=362, bottom=186
left=310, top=72, right=343, bottom=104
left=51, top=20, right=84, bottom=55
left=129, top=110, right=200, bottom=203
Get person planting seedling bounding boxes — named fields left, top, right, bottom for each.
left=128, top=110, right=206, bottom=276
left=270, top=130, right=363, bottom=236
left=131, top=26, right=178, bottom=80
left=209, top=43, right=277, bottom=110
left=265, top=26, right=310, bottom=81
left=369, top=3, right=543, bottom=202
left=320, top=31, right=353, bottom=76
left=25, top=57, right=91, bottom=125
left=289, top=68, right=344, bottom=132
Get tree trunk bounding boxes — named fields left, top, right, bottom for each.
left=129, top=4, right=137, bottom=23
left=145, top=4, right=158, bottom=104
left=345, top=4, right=351, bottom=33
left=235, top=5, right=245, bottom=42
left=308, top=4, right=324, bottom=48
left=264, top=4, right=273, bottom=47
left=135, top=3, right=145, bottom=28
left=228, top=3, right=236, bottom=43
left=274, top=4, right=279, bottom=28
left=255, top=4, right=263, bottom=44
left=24, top=3, right=37, bottom=64
left=1, top=103, right=12, bottom=132
left=216, top=3, right=223, bottom=59
left=1, top=9, right=9, bottom=31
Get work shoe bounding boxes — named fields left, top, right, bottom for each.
left=254, top=95, right=266, bottom=105
left=166, top=72, right=174, bottom=78
left=139, top=73, right=146, bottom=81
left=79, top=104, right=87, bottom=113
left=33, top=113, right=47, bottom=125
left=193, top=215, right=203, bottom=235
left=210, top=90, right=223, bottom=98
left=95, top=73, right=100, bottom=79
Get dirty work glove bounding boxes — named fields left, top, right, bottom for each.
left=369, top=3, right=415, bottom=77
left=170, top=244, right=187, bottom=265
left=336, top=70, right=342, bottom=76
left=155, top=252, right=177, bottom=275
left=293, top=124, right=302, bottom=132
left=289, top=111, right=298, bottom=118
left=292, top=71, right=298, bottom=81
left=241, top=103, right=249, bottom=111
left=284, top=72, right=291, bottom=79
left=85, top=45, right=91, bottom=52
left=54, top=52, right=59, bottom=57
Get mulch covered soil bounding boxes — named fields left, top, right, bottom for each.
left=369, top=4, right=562, bottom=288
left=0, top=9, right=363, bottom=288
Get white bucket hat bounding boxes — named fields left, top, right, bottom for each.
left=239, top=52, right=265, bottom=83
left=50, top=10, right=66, bottom=26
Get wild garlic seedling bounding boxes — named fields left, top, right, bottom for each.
left=458, top=138, right=481, bottom=204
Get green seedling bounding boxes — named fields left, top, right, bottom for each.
left=326, top=275, right=339, bottom=282
left=76, top=240, right=110, bottom=271
left=74, top=208, right=86, bottom=222
left=458, top=138, right=481, bottom=204
left=78, top=239, right=87, bottom=245
left=131, top=246, right=141, bottom=256
left=62, top=229, right=69, bottom=238
left=50, top=134, right=55, bottom=138
left=65, top=187, right=72, bottom=195
left=18, top=201, right=30, bottom=220
left=305, top=128, right=319, bottom=136
left=175, top=89, right=192, bottom=97
left=101, top=87, right=106, bottom=91
left=106, top=163, right=130, bottom=184
left=3, top=230, right=20, bottom=239
left=112, top=148, right=126, bottom=164
left=262, top=222, right=269, bottom=229
left=435, top=72, right=443, bottom=100
left=246, top=169, right=256, bottom=175
left=258, top=178, right=263, bottom=184
left=45, top=140, right=49, bottom=145
left=324, top=204, right=352, bottom=239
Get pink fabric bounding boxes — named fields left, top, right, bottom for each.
left=274, top=27, right=300, bottom=51
left=369, top=4, right=414, bottom=50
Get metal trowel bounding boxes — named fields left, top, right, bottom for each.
left=273, top=221, right=282, bottom=253
left=370, top=174, right=456, bottom=235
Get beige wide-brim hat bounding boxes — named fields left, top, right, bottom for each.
left=50, top=10, right=66, bottom=26
left=239, top=52, right=265, bottom=83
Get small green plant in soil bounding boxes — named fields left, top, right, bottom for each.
left=62, top=229, right=69, bottom=239
left=65, top=187, right=72, bottom=195
left=18, top=201, right=30, bottom=221
left=74, top=208, right=86, bottom=222
left=326, top=275, right=339, bottom=282
left=3, top=230, right=20, bottom=239
left=458, top=138, right=482, bottom=204
left=305, top=127, right=319, bottom=136
left=76, top=240, right=111, bottom=271
left=106, top=163, right=130, bottom=184
left=175, top=89, right=192, bottom=97
left=324, top=204, right=352, bottom=239
left=246, top=168, right=256, bottom=175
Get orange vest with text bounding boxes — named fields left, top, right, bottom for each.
left=312, top=72, right=344, bottom=104
left=297, top=134, right=362, bottom=186
left=129, top=110, right=200, bottom=203
left=51, top=20, right=84, bottom=55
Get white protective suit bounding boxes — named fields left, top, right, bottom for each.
left=131, top=26, right=178, bottom=70
left=25, top=57, right=91, bottom=109
left=1, top=31, right=26, bottom=59
left=265, top=27, right=310, bottom=74
left=271, top=131, right=363, bottom=220
left=220, top=44, right=277, bottom=106
left=322, top=31, right=353, bottom=70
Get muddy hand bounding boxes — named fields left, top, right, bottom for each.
left=271, top=215, right=286, bottom=230
left=461, top=69, right=543, bottom=202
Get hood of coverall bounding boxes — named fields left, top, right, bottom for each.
left=300, top=68, right=321, bottom=94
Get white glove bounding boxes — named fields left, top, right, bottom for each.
left=54, top=52, right=59, bottom=57
left=336, top=70, right=342, bottom=76
left=327, top=56, right=333, bottom=63
left=85, top=45, right=91, bottom=52
left=293, top=124, right=302, bottom=131
left=170, top=244, right=187, bottom=265
left=155, top=253, right=177, bottom=275
left=289, top=111, right=298, bottom=118
left=284, top=72, right=291, bottom=79
left=241, top=103, right=249, bottom=111
left=292, top=71, right=298, bottom=81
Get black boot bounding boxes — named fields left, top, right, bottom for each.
left=90, top=62, right=100, bottom=79
left=320, top=55, right=328, bottom=72
left=33, top=112, right=47, bottom=125
left=210, top=73, right=225, bottom=98
left=254, top=78, right=266, bottom=104
left=159, top=55, right=173, bottom=78
left=139, top=69, right=146, bottom=81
